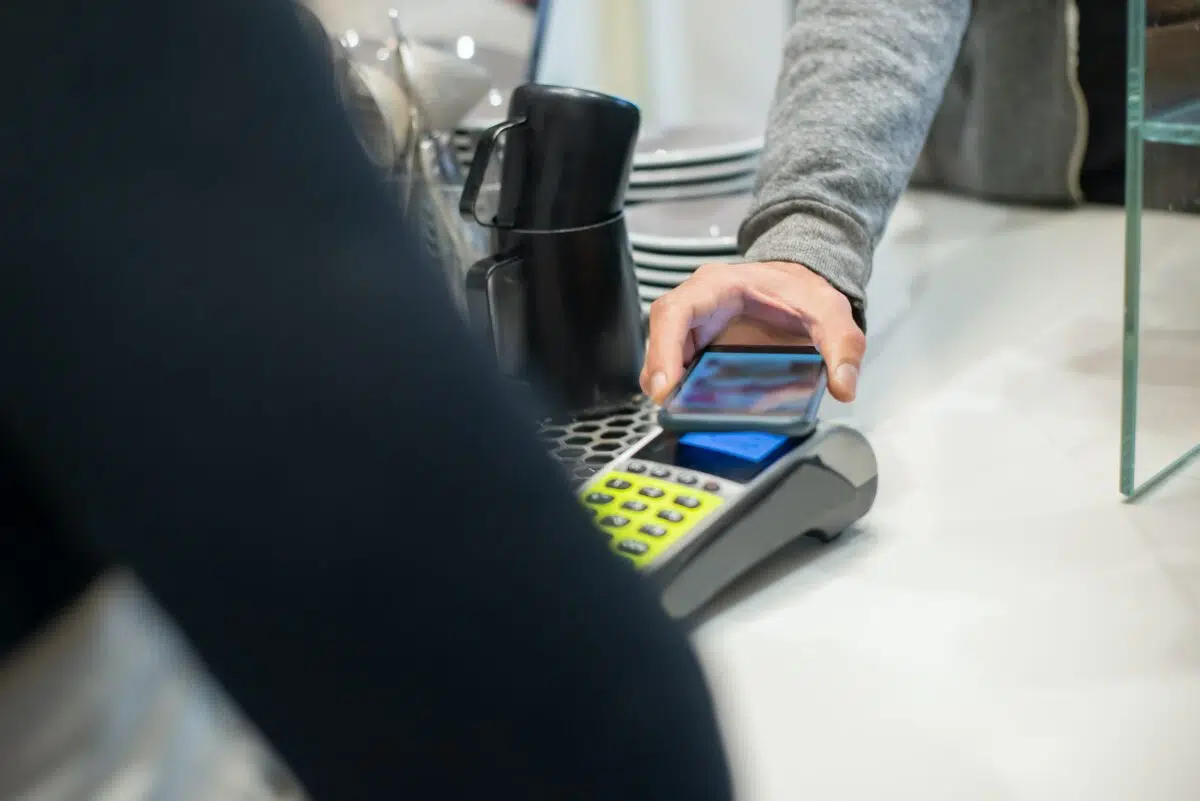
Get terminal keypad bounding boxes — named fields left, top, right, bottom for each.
left=579, top=465, right=724, bottom=568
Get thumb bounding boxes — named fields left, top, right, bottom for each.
left=810, top=311, right=866, bottom=403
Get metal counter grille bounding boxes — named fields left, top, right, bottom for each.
left=537, top=397, right=657, bottom=486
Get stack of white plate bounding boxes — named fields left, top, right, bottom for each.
left=625, top=193, right=752, bottom=314
left=627, top=124, right=762, bottom=205
left=425, top=37, right=526, bottom=171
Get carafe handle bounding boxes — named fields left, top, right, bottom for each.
left=459, top=118, right=526, bottom=228
left=465, top=253, right=526, bottom=372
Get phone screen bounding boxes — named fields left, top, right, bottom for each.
left=663, top=347, right=827, bottom=417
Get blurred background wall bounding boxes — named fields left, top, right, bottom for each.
left=304, top=0, right=790, bottom=132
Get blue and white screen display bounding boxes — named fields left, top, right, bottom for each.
left=678, top=431, right=790, bottom=463
left=665, top=349, right=826, bottom=417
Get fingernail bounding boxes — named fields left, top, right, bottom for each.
left=649, top=372, right=668, bottom=399
left=834, top=363, right=859, bottom=397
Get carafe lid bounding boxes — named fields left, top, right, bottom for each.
left=493, top=84, right=640, bottom=231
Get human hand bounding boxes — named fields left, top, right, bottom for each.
left=639, top=261, right=866, bottom=404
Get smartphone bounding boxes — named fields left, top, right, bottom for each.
left=657, top=344, right=828, bottom=436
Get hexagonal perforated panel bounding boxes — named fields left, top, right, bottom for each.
left=538, top=397, right=658, bottom=486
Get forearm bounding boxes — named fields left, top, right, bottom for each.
left=741, top=0, right=971, bottom=311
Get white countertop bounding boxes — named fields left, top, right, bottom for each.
left=695, top=192, right=1200, bottom=801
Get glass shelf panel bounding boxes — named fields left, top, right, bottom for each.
left=1143, top=99, right=1200, bottom=145
left=1121, top=0, right=1200, bottom=497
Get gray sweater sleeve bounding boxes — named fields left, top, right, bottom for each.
left=740, top=0, right=971, bottom=322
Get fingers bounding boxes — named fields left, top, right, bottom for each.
left=640, top=299, right=690, bottom=403
left=640, top=260, right=867, bottom=405
left=801, top=290, right=866, bottom=402
left=640, top=266, right=745, bottom=403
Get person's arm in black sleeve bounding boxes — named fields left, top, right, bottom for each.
left=0, top=1, right=735, bottom=799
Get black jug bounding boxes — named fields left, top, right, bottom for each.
left=460, top=84, right=645, bottom=415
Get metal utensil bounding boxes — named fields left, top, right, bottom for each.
left=403, top=42, right=494, bottom=134
left=385, top=7, right=492, bottom=307
left=333, top=33, right=412, bottom=167
left=387, top=10, right=467, bottom=184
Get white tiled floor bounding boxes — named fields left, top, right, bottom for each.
left=694, top=192, right=1200, bottom=801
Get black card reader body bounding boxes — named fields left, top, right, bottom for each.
left=578, top=423, right=878, bottom=619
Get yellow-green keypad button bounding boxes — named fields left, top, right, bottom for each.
left=580, top=471, right=724, bottom=569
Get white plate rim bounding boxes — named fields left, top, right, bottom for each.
left=633, top=135, right=764, bottom=169
left=632, top=248, right=735, bottom=268
left=629, top=232, right=741, bottom=254
left=626, top=176, right=756, bottom=204
left=630, top=156, right=759, bottom=187
left=635, top=266, right=690, bottom=286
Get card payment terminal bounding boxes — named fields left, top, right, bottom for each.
left=578, top=424, right=878, bottom=618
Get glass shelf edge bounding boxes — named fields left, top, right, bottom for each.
left=1121, top=442, right=1200, bottom=501
left=1140, top=123, right=1200, bottom=147
left=1140, top=99, right=1200, bottom=146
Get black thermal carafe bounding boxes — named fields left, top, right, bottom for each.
left=460, top=83, right=644, bottom=414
